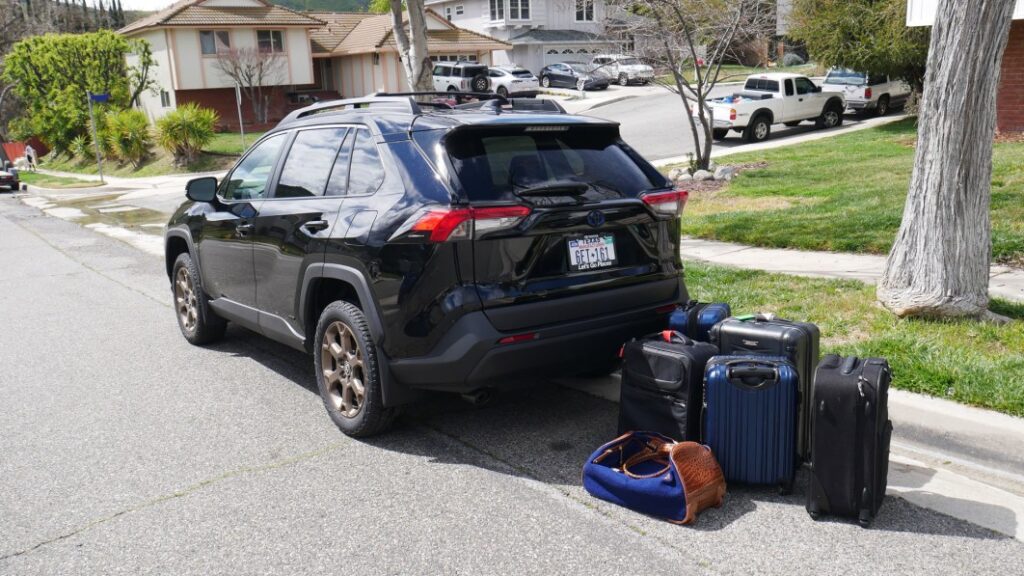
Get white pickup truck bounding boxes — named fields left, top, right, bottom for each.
left=821, top=68, right=911, bottom=116
left=698, top=73, right=846, bottom=143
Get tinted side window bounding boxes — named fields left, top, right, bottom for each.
left=869, top=74, right=888, bottom=85
left=785, top=79, right=794, bottom=96
left=221, top=134, right=286, bottom=200
left=324, top=129, right=354, bottom=197
left=794, top=78, right=814, bottom=95
left=275, top=128, right=347, bottom=198
left=347, top=130, right=385, bottom=196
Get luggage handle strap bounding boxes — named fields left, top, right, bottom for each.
left=659, top=330, right=693, bottom=345
left=621, top=442, right=674, bottom=479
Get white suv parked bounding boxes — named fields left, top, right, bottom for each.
left=487, top=66, right=540, bottom=98
left=589, top=54, right=655, bottom=86
left=432, top=61, right=491, bottom=93
left=821, top=68, right=911, bottom=116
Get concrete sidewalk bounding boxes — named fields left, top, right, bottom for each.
left=681, top=237, right=1024, bottom=303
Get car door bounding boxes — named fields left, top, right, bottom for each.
left=793, top=77, right=822, bottom=119
left=198, top=133, right=287, bottom=309
left=250, top=126, right=353, bottom=347
left=555, top=64, right=574, bottom=87
left=432, top=65, right=449, bottom=91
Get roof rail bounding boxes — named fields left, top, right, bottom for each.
left=279, top=96, right=422, bottom=125
left=372, top=91, right=507, bottom=105
left=455, top=98, right=567, bottom=115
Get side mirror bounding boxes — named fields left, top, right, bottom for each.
left=813, top=86, right=822, bottom=93
left=186, top=177, right=218, bottom=203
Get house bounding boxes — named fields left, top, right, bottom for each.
left=119, top=0, right=325, bottom=129
left=309, top=10, right=511, bottom=98
left=907, top=0, right=1024, bottom=132
left=423, top=0, right=621, bottom=73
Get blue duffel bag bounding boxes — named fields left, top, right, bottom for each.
left=582, top=431, right=726, bottom=524
left=668, top=300, right=732, bottom=341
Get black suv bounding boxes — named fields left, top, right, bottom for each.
left=165, top=94, right=689, bottom=437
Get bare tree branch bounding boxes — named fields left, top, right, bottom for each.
left=213, top=47, right=285, bottom=125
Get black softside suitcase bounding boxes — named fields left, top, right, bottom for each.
left=807, top=355, right=893, bottom=527
left=708, top=314, right=820, bottom=460
left=618, top=331, right=718, bottom=441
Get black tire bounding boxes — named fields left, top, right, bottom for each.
left=172, top=252, right=226, bottom=345
left=784, top=121, right=802, bottom=127
left=875, top=95, right=890, bottom=116
left=471, top=74, right=489, bottom=92
left=816, top=102, right=844, bottom=129
left=541, top=75, right=551, bottom=88
left=447, top=86, right=458, bottom=93
left=712, top=128, right=729, bottom=141
left=743, top=114, right=772, bottom=143
left=496, top=86, right=509, bottom=98
left=618, top=73, right=629, bottom=86
left=314, top=301, right=395, bottom=438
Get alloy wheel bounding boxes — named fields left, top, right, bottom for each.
left=823, top=110, right=840, bottom=128
left=754, top=122, right=769, bottom=140
left=877, top=99, right=889, bottom=116
left=175, top=266, right=198, bottom=333
left=321, top=321, right=366, bottom=419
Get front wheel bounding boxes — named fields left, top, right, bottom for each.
left=172, top=252, right=226, bottom=345
left=618, top=73, right=629, bottom=86
left=541, top=76, right=551, bottom=88
left=314, top=301, right=395, bottom=437
left=816, top=104, right=843, bottom=129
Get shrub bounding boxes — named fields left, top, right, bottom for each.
left=156, top=103, right=218, bottom=167
left=105, top=108, right=152, bottom=168
left=782, top=53, right=806, bottom=67
left=70, top=134, right=92, bottom=159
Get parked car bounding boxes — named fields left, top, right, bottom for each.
left=821, top=68, right=911, bottom=116
left=487, top=66, right=540, bottom=98
left=699, top=73, right=845, bottom=142
left=0, top=167, right=19, bottom=191
left=589, top=54, right=655, bottom=86
left=164, top=94, right=689, bottom=438
left=432, top=61, right=491, bottom=93
left=539, top=62, right=610, bottom=91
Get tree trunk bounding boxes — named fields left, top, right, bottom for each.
left=876, top=0, right=1016, bottom=319
left=389, top=0, right=432, bottom=93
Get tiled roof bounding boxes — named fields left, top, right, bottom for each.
left=307, top=12, right=368, bottom=54
left=332, top=11, right=510, bottom=56
left=119, top=0, right=323, bottom=36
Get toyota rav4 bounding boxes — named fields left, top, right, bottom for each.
left=165, top=94, right=690, bottom=437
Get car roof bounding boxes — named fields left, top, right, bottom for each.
left=268, top=98, right=618, bottom=137
left=747, top=73, right=807, bottom=81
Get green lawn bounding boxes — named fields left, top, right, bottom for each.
left=678, top=119, right=1024, bottom=266
left=685, top=261, right=1024, bottom=416
left=41, top=147, right=236, bottom=178
left=204, top=131, right=266, bottom=156
left=18, top=171, right=103, bottom=189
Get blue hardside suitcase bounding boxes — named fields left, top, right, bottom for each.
left=668, top=301, right=732, bottom=341
left=703, top=355, right=799, bottom=493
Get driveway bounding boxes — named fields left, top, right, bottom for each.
left=3, top=194, right=1024, bottom=575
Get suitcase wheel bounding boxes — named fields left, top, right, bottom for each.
left=808, top=510, right=820, bottom=521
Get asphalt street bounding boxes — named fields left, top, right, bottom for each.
left=2, top=193, right=1024, bottom=576
left=584, top=86, right=882, bottom=161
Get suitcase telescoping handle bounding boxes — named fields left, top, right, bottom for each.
left=724, top=360, right=780, bottom=387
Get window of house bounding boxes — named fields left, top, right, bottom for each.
left=445, top=6, right=453, bottom=20
left=509, top=0, right=529, bottom=20
left=160, top=90, right=171, bottom=108
left=257, top=30, right=285, bottom=54
left=455, top=5, right=464, bottom=15
left=489, top=0, right=504, bottom=20
left=275, top=128, right=348, bottom=198
left=575, top=0, right=594, bottom=21
left=199, top=30, right=231, bottom=55
left=373, top=52, right=381, bottom=65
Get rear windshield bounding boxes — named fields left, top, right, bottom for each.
left=824, top=69, right=866, bottom=86
left=618, top=58, right=640, bottom=66
left=744, top=78, right=780, bottom=92
left=510, top=69, right=534, bottom=77
left=444, top=126, right=660, bottom=202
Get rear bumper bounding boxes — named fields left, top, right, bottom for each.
left=846, top=100, right=873, bottom=110
left=388, top=277, right=686, bottom=392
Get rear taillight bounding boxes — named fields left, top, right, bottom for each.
left=410, top=205, right=531, bottom=242
left=642, top=189, right=688, bottom=217
left=865, top=87, right=872, bottom=99
left=729, top=108, right=737, bottom=121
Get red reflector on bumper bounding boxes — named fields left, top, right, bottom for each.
left=498, top=332, right=538, bottom=345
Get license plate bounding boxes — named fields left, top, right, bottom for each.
left=567, top=234, right=617, bottom=271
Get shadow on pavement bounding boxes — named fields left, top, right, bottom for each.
left=204, top=326, right=1010, bottom=539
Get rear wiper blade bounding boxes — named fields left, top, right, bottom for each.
left=514, top=181, right=589, bottom=197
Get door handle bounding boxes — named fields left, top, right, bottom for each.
left=235, top=222, right=253, bottom=237
left=300, top=219, right=330, bottom=235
